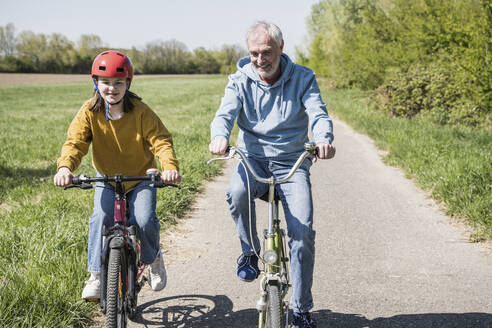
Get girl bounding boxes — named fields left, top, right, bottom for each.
left=54, top=50, right=181, bottom=300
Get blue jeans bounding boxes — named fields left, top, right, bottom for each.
left=226, top=157, right=316, bottom=313
left=87, top=179, right=161, bottom=273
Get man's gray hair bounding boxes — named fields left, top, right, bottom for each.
left=246, top=21, right=283, bottom=48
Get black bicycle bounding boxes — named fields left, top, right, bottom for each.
left=66, top=172, right=179, bottom=328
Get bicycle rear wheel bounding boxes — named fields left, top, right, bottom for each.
left=106, top=248, right=127, bottom=328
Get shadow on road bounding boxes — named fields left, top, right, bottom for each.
left=317, top=310, right=492, bottom=328
left=131, top=294, right=492, bottom=328
left=132, top=294, right=256, bottom=327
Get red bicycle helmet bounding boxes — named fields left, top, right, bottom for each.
left=91, top=50, right=133, bottom=81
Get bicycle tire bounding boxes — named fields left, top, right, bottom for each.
left=266, top=283, right=284, bottom=328
left=106, top=248, right=127, bottom=328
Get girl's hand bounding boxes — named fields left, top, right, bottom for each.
left=54, top=167, right=73, bottom=187
left=160, top=170, right=182, bottom=184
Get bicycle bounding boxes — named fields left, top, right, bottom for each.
left=208, top=142, right=317, bottom=328
left=65, top=172, right=179, bottom=328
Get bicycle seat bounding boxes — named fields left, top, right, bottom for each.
left=259, top=190, right=280, bottom=203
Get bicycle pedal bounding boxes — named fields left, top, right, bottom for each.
left=137, top=276, right=148, bottom=291
left=84, top=297, right=100, bottom=303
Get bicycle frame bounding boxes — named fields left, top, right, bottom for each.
left=99, top=189, right=140, bottom=317
left=208, top=142, right=317, bottom=328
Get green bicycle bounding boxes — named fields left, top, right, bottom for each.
left=208, top=142, right=317, bottom=328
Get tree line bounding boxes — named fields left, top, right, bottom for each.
left=298, top=0, right=491, bottom=129
left=0, top=23, right=248, bottom=75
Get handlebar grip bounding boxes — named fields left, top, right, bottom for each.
left=71, top=176, right=81, bottom=185
left=150, top=180, right=181, bottom=189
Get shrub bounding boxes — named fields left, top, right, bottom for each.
left=370, top=59, right=491, bottom=129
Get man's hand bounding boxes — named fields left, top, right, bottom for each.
left=160, top=170, right=182, bottom=183
left=54, top=167, right=73, bottom=187
left=315, top=142, right=336, bottom=160
left=209, top=137, right=229, bottom=155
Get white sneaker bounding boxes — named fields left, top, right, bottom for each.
left=148, top=251, right=167, bottom=291
left=82, top=272, right=100, bottom=300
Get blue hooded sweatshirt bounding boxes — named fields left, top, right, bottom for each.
left=210, top=54, right=334, bottom=163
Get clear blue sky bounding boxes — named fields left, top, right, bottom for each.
left=0, top=0, right=318, bottom=57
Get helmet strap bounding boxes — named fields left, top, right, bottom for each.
left=105, top=103, right=110, bottom=121
left=105, top=95, right=125, bottom=122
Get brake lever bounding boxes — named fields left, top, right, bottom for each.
left=150, top=181, right=181, bottom=189
left=207, top=147, right=236, bottom=165
left=80, top=183, right=94, bottom=189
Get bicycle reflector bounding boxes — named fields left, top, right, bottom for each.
left=263, top=250, right=278, bottom=265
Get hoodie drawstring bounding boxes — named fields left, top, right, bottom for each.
left=280, top=80, right=285, bottom=118
left=254, top=81, right=261, bottom=122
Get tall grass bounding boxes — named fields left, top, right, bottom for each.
left=0, top=76, right=227, bottom=327
left=321, top=85, right=492, bottom=241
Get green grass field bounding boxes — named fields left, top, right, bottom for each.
left=0, top=76, right=490, bottom=327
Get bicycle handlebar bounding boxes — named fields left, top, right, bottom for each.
left=65, top=173, right=181, bottom=190
left=207, top=142, right=317, bottom=185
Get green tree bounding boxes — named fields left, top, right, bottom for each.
left=193, top=47, right=220, bottom=74
left=126, top=47, right=145, bottom=74
left=44, top=33, right=75, bottom=73
left=16, top=31, right=48, bottom=72
left=212, top=44, right=247, bottom=74
left=142, top=39, right=192, bottom=74
left=74, top=34, right=105, bottom=74
left=0, top=23, right=16, bottom=57
left=77, top=34, right=104, bottom=52
left=304, top=0, right=491, bottom=128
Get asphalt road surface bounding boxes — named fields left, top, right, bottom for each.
left=119, top=119, right=491, bottom=328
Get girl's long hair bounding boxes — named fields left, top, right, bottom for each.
left=88, top=84, right=142, bottom=113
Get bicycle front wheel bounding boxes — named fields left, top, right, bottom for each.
left=106, top=248, right=127, bottom=328
left=265, top=283, right=284, bottom=328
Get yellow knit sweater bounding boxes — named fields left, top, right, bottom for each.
left=57, top=98, right=179, bottom=190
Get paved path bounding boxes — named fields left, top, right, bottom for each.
left=123, top=119, right=491, bottom=328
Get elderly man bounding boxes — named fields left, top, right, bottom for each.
left=209, top=21, right=335, bottom=328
